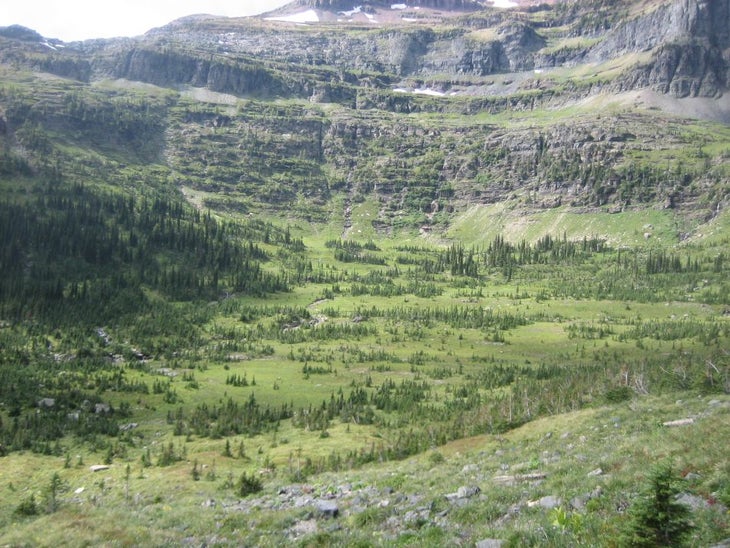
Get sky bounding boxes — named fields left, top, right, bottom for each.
left=1, top=0, right=293, bottom=41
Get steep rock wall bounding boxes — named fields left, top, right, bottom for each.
left=591, top=0, right=729, bottom=97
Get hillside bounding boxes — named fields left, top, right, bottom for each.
left=0, top=0, right=729, bottom=545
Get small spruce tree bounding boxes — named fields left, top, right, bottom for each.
left=236, top=471, right=262, bottom=497
left=624, top=463, right=694, bottom=547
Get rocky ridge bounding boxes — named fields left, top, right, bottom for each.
left=0, top=0, right=728, bottom=235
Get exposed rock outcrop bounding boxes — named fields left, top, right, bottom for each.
left=591, top=0, right=730, bottom=97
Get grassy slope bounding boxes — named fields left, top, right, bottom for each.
left=0, top=394, right=727, bottom=546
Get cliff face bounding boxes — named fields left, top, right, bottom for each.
left=104, top=48, right=293, bottom=97
left=0, top=0, right=728, bottom=232
left=589, top=0, right=729, bottom=97
left=9, top=0, right=722, bottom=101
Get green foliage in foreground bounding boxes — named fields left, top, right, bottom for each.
left=623, top=464, right=694, bottom=547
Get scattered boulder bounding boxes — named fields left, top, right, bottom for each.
left=89, top=465, right=110, bottom=472
left=571, top=486, right=603, bottom=511
left=94, top=403, right=111, bottom=414
left=587, top=468, right=604, bottom=477
left=37, top=398, right=55, bottom=408
left=457, top=485, right=481, bottom=499
left=493, top=472, right=546, bottom=485
left=528, top=495, right=561, bottom=509
left=663, top=418, right=694, bottom=427
left=315, top=500, right=339, bottom=519
left=676, top=493, right=709, bottom=511
left=476, top=540, right=505, bottom=548
left=290, top=519, right=318, bottom=537
left=445, top=485, right=481, bottom=503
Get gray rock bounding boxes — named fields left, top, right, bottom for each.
left=290, top=519, right=318, bottom=537
left=457, top=485, right=481, bottom=499
left=315, top=499, right=339, bottom=518
left=587, top=468, right=603, bottom=477
left=94, top=402, right=111, bottom=414
left=476, top=540, right=505, bottom=548
left=676, top=493, right=709, bottom=511
left=450, top=497, right=470, bottom=508
left=294, top=495, right=312, bottom=508
left=404, top=509, right=430, bottom=524
left=535, top=495, right=562, bottom=509
left=570, top=495, right=587, bottom=511
left=89, top=464, right=110, bottom=472
left=446, top=484, right=481, bottom=502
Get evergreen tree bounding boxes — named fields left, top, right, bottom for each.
left=623, top=464, right=694, bottom=547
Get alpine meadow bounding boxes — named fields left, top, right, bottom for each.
left=0, top=0, right=729, bottom=546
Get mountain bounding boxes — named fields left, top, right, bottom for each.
left=1, top=2, right=728, bottom=237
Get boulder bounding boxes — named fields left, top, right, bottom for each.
left=476, top=540, right=505, bottom=548
left=89, top=465, right=110, bottom=472
left=315, top=499, right=339, bottom=518
left=528, top=495, right=561, bottom=509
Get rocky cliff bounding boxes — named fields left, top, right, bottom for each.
left=0, top=0, right=727, bottom=232
left=5, top=0, right=726, bottom=101
left=590, top=0, right=730, bottom=97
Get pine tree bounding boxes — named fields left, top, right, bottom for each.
left=623, top=464, right=694, bottom=547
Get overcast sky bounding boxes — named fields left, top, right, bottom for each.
left=1, top=0, right=293, bottom=41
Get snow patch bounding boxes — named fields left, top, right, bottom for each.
left=265, top=10, right=320, bottom=23
left=391, top=3, right=408, bottom=9
left=394, top=88, right=446, bottom=97
left=491, top=0, right=518, bottom=7
left=340, top=6, right=362, bottom=17
left=42, top=42, right=57, bottom=51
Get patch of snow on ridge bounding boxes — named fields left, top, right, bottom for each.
left=340, top=6, right=362, bottom=17
left=491, top=0, right=518, bottom=7
left=394, top=88, right=446, bottom=97
left=392, top=3, right=408, bottom=9
left=265, top=10, right=319, bottom=23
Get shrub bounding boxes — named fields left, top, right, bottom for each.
left=237, top=471, right=263, bottom=497
left=604, top=385, right=633, bottom=403
left=623, top=463, right=694, bottom=547
left=428, top=451, right=445, bottom=464
left=14, top=495, right=38, bottom=517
